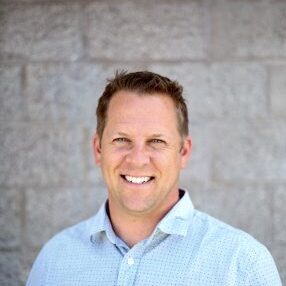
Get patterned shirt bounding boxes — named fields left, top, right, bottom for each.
left=27, top=190, right=282, bottom=286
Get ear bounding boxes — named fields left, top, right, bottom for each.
left=93, top=133, right=102, bottom=166
left=180, top=136, right=192, bottom=169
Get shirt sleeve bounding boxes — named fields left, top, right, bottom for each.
left=245, top=246, right=282, bottom=286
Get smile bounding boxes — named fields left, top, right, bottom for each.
left=121, top=175, right=154, bottom=184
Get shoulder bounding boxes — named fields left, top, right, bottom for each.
left=192, top=209, right=269, bottom=257
left=46, top=215, right=95, bottom=251
left=192, top=209, right=264, bottom=249
left=190, top=210, right=281, bottom=284
left=26, top=216, right=96, bottom=285
left=35, top=214, right=97, bottom=265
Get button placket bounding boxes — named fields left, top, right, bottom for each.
left=117, top=241, right=146, bottom=286
left=127, top=256, right=135, bottom=266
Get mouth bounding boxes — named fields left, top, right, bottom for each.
left=120, top=175, right=155, bottom=185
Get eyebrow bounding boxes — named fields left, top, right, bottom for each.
left=115, top=132, right=165, bottom=138
left=116, top=132, right=130, bottom=137
left=150, top=134, right=165, bottom=138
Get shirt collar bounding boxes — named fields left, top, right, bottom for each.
left=156, top=189, right=194, bottom=237
left=88, top=202, right=117, bottom=244
left=89, top=189, right=194, bottom=243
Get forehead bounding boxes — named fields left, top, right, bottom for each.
left=105, top=90, right=179, bottom=134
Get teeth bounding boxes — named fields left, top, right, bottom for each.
left=125, top=175, right=152, bottom=184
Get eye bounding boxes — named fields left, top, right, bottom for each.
left=149, top=138, right=166, bottom=144
left=113, top=137, right=130, bottom=143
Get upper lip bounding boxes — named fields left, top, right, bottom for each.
left=121, top=174, right=154, bottom=178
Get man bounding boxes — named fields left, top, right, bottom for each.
left=27, top=71, right=282, bottom=285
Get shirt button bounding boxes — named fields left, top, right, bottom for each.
left=127, top=257, right=134, bottom=266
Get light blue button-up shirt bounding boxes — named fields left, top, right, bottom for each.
left=27, top=190, right=282, bottom=285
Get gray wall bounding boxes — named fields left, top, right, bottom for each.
left=1, top=0, right=286, bottom=285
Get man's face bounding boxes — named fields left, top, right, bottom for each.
left=93, top=91, right=191, bottom=217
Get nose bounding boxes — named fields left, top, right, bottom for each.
left=125, top=144, right=150, bottom=167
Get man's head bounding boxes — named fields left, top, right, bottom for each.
left=96, top=71, right=189, bottom=141
left=93, top=71, right=192, bottom=218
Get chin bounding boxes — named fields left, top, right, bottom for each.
left=121, top=199, right=155, bottom=215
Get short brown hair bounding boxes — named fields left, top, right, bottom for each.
left=96, top=70, right=189, bottom=139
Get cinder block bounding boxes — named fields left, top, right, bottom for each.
left=273, top=186, right=286, bottom=243
left=180, top=121, right=212, bottom=184
left=19, top=248, right=39, bottom=286
left=84, top=137, right=105, bottom=186
left=269, top=243, right=286, bottom=286
left=85, top=1, right=208, bottom=60
left=149, top=63, right=267, bottom=120
left=82, top=185, right=107, bottom=217
left=210, top=63, right=267, bottom=118
left=270, top=66, right=286, bottom=117
left=272, top=187, right=286, bottom=286
left=0, top=4, right=82, bottom=61
left=25, top=64, right=106, bottom=123
left=25, top=187, right=106, bottom=248
left=0, top=252, right=20, bottom=286
left=0, top=124, right=84, bottom=187
left=212, top=120, right=286, bottom=182
left=187, top=183, right=272, bottom=245
left=0, top=66, right=25, bottom=121
left=212, top=1, right=286, bottom=58
left=0, top=189, right=21, bottom=249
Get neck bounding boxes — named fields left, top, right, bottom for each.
left=107, top=193, right=180, bottom=247
left=111, top=214, right=157, bottom=247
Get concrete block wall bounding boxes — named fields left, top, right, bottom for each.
left=0, top=0, right=285, bottom=285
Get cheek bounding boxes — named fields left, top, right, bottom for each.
left=152, top=152, right=180, bottom=169
left=101, top=150, right=127, bottom=168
